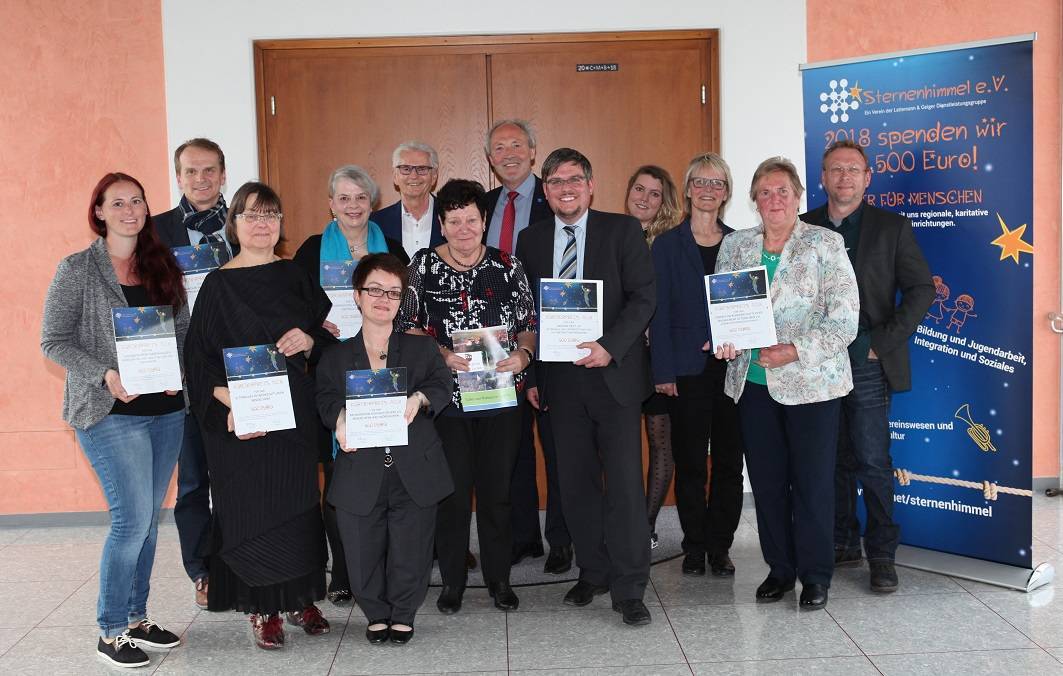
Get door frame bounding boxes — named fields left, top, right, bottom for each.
left=252, top=29, right=720, bottom=186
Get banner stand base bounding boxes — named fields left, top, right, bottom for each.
left=896, top=544, right=1054, bottom=592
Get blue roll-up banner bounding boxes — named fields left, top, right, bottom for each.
left=801, top=38, right=1034, bottom=569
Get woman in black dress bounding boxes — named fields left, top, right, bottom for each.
left=185, top=181, right=336, bottom=649
left=397, top=179, right=536, bottom=615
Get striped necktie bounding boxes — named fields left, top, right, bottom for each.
left=558, top=225, right=578, bottom=279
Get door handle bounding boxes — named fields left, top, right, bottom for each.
left=1048, top=312, right=1063, bottom=334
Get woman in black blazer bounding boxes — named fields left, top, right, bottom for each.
left=293, top=164, right=408, bottom=605
left=315, top=253, right=454, bottom=645
left=648, top=152, right=745, bottom=578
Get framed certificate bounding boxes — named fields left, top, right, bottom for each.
left=321, top=260, right=362, bottom=340
left=451, top=325, right=518, bottom=411
left=538, top=279, right=604, bottom=362
left=345, top=367, right=408, bottom=449
left=172, top=241, right=226, bottom=313
left=223, top=344, right=297, bottom=435
left=705, top=266, right=778, bottom=351
left=111, top=305, right=182, bottom=394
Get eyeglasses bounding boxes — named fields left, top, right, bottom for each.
left=396, top=165, right=434, bottom=176
left=359, top=287, right=403, bottom=300
left=827, top=165, right=868, bottom=177
left=689, top=177, right=727, bottom=190
left=545, top=175, right=588, bottom=189
left=236, top=212, right=282, bottom=224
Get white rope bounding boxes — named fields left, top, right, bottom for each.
left=894, top=468, right=1032, bottom=501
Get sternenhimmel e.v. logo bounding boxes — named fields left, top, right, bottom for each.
left=819, top=78, right=860, bottom=123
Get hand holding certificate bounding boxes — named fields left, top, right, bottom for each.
left=111, top=306, right=183, bottom=395
left=538, top=279, right=604, bottom=362
left=705, top=266, right=778, bottom=351
left=223, top=344, right=297, bottom=436
left=321, top=260, right=362, bottom=340
left=451, top=326, right=518, bottom=411
left=344, top=368, right=409, bottom=449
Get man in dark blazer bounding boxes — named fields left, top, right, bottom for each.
left=801, top=139, right=934, bottom=594
left=482, top=119, right=571, bottom=575
left=153, top=137, right=235, bottom=610
left=370, top=141, right=445, bottom=259
left=515, top=148, right=656, bottom=626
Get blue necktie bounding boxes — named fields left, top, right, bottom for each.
left=559, top=226, right=577, bottom=279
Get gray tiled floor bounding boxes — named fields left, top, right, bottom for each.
left=4, top=500, right=1063, bottom=674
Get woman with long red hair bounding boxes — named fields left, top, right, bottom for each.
left=41, top=172, right=188, bottom=669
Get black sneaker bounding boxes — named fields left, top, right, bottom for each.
left=869, top=560, right=899, bottom=593
left=125, top=620, right=181, bottom=649
left=834, top=548, right=862, bottom=567
left=97, top=635, right=149, bottom=668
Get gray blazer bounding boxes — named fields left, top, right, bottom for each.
left=41, top=238, right=189, bottom=429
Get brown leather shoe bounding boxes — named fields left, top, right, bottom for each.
left=286, top=604, right=331, bottom=635
left=250, top=613, right=285, bottom=649
left=194, top=577, right=208, bottom=610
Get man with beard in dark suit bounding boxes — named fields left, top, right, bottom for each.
left=515, top=148, right=656, bottom=625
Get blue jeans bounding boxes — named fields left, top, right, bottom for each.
left=174, top=412, right=211, bottom=582
left=76, top=411, right=184, bottom=638
left=834, top=360, right=900, bottom=561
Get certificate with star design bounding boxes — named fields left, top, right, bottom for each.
left=172, top=241, right=226, bottom=313
left=111, top=306, right=182, bottom=395
left=705, top=266, right=778, bottom=351
left=223, top=345, right=296, bottom=436
left=451, top=326, right=518, bottom=411
left=538, top=279, right=604, bottom=362
left=345, top=368, right=408, bottom=449
left=321, top=260, right=362, bottom=340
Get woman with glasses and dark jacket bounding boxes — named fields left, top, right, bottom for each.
left=649, top=153, right=746, bottom=579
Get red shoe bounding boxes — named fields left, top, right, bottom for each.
left=250, top=613, right=285, bottom=649
left=285, top=604, right=330, bottom=635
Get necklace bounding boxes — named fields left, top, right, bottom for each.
left=763, top=250, right=780, bottom=262
left=366, top=339, right=388, bottom=361
left=447, top=244, right=483, bottom=270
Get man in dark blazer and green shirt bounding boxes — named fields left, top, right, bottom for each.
left=801, top=139, right=934, bottom=593
left=515, top=148, right=656, bottom=625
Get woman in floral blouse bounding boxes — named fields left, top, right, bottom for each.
left=714, top=157, right=859, bottom=611
left=397, top=178, right=536, bottom=616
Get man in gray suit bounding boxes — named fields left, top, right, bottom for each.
left=801, top=140, right=934, bottom=593
left=515, top=148, right=656, bottom=625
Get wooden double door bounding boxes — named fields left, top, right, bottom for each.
left=254, top=30, right=719, bottom=255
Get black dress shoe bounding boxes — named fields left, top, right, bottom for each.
left=681, top=552, right=706, bottom=576
left=755, top=576, right=795, bottom=602
left=799, top=583, right=828, bottom=609
left=562, top=580, right=609, bottom=606
left=488, top=582, right=519, bottom=611
left=466, top=550, right=478, bottom=571
left=436, top=585, right=464, bottom=614
left=543, top=544, right=573, bottom=575
left=389, top=624, right=414, bottom=644
left=612, top=599, right=652, bottom=626
left=365, top=619, right=390, bottom=644
left=709, top=551, right=736, bottom=577
left=511, top=541, right=545, bottom=565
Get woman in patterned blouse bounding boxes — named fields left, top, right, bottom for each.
left=397, top=178, right=536, bottom=616
left=713, top=157, right=859, bottom=611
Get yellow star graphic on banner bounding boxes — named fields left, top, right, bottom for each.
left=849, top=81, right=863, bottom=100
left=990, top=213, right=1033, bottom=264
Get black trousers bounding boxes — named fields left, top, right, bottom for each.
left=434, top=406, right=522, bottom=586
left=670, top=358, right=744, bottom=556
left=510, top=404, right=571, bottom=549
left=336, top=468, right=436, bottom=625
left=547, top=365, right=650, bottom=602
left=738, top=383, right=840, bottom=587
left=321, top=459, right=349, bottom=591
